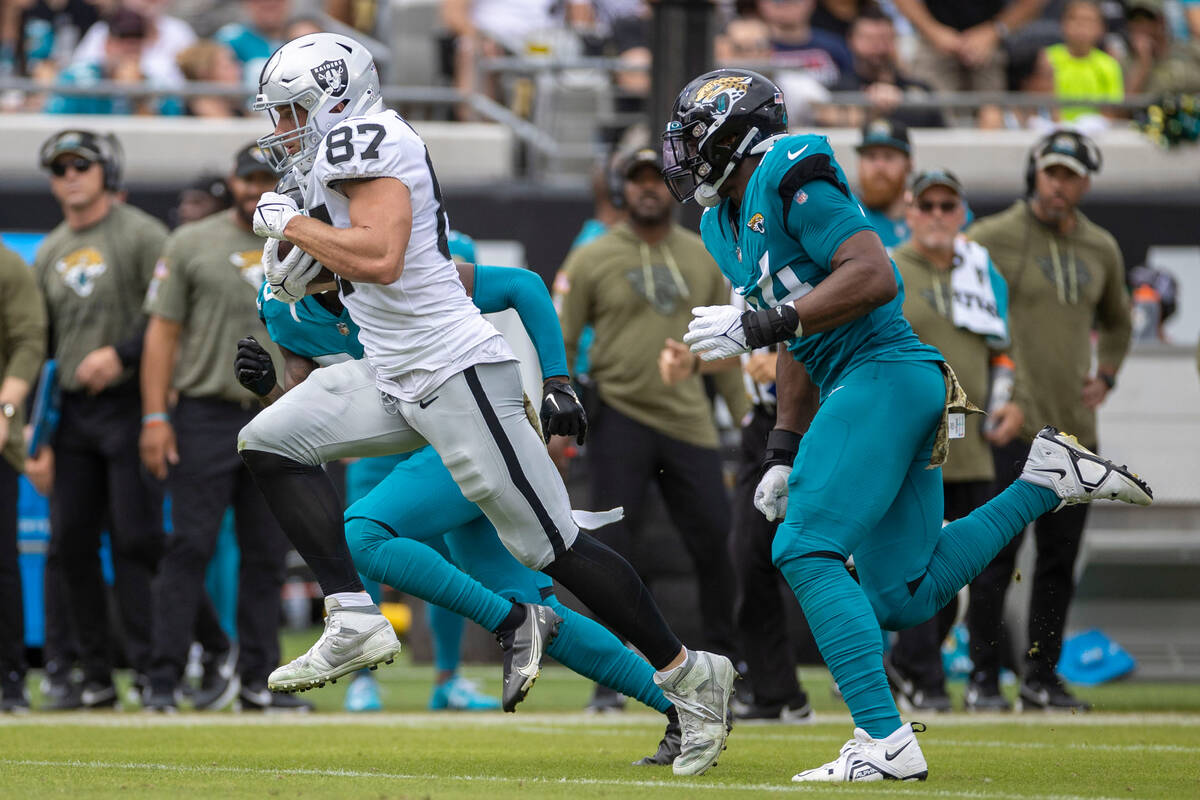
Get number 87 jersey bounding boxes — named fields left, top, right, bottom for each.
left=298, top=108, right=513, bottom=402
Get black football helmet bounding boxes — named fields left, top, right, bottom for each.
left=661, top=69, right=788, bottom=206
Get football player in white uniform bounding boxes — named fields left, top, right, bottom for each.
left=239, top=33, right=736, bottom=775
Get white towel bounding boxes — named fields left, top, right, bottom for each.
left=949, top=237, right=1007, bottom=343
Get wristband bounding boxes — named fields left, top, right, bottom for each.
left=1099, top=372, right=1115, bottom=390
left=763, top=428, right=802, bottom=470
left=142, top=412, right=169, bottom=426
left=742, top=305, right=802, bottom=349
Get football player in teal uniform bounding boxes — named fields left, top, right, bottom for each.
left=240, top=260, right=681, bottom=764
left=662, top=68, right=1153, bottom=783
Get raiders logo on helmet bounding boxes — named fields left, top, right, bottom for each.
left=311, top=59, right=349, bottom=98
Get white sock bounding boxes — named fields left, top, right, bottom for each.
left=329, top=591, right=374, bottom=608
left=654, top=649, right=693, bottom=683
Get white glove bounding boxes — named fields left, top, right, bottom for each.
left=683, top=305, right=750, bottom=361
left=262, top=238, right=321, bottom=303
left=253, top=191, right=301, bottom=239
left=753, top=464, right=792, bottom=522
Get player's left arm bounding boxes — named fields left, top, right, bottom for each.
left=461, top=263, right=571, bottom=383
left=277, top=177, right=412, bottom=284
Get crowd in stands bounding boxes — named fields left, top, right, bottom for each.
left=0, top=0, right=1196, bottom=128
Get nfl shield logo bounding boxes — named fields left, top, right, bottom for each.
left=311, top=59, right=349, bottom=98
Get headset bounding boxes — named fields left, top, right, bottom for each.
left=606, top=150, right=625, bottom=210
left=1023, top=129, right=1102, bottom=197
left=39, top=129, right=125, bottom=192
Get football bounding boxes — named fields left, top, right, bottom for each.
left=277, top=240, right=334, bottom=285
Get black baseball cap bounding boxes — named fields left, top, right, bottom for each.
left=40, top=129, right=106, bottom=167
left=1035, top=131, right=1100, bottom=177
left=910, top=168, right=964, bottom=198
left=857, top=118, right=910, bottom=155
left=233, top=143, right=275, bottom=178
left=621, top=147, right=663, bottom=179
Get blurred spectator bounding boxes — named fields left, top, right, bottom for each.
left=553, top=147, right=744, bottom=707
left=888, top=169, right=1022, bottom=713
left=715, top=14, right=772, bottom=64
left=175, top=39, right=245, bottom=117
left=72, top=0, right=196, bottom=86
left=812, top=0, right=873, bottom=39
left=14, top=0, right=104, bottom=79
left=855, top=118, right=912, bottom=248
left=893, top=0, right=1048, bottom=128
left=443, top=0, right=595, bottom=116
left=966, top=130, right=1130, bottom=712
left=170, top=173, right=231, bottom=228
left=825, top=6, right=946, bottom=128
left=33, top=129, right=167, bottom=708
left=139, top=143, right=297, bottom=713
left=1124, top=0, right=1200, bottom=96
left=1040, top=0, right=1123, bottom=123
left=758, top=0, right=854, bottom=87
left=285, top=14, right=325, bottom=40
left=0, top=242, right=46, bottom=714
left=1127, top=264, right=1178, bottom=343
left=45, top=8, right=184, bottom=115
left=214, top=0, right=292, bottom=85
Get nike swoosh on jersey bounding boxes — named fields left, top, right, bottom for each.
left=418, top=395, right=439, bottom=409
left=787, top=145, right=809, bottom=160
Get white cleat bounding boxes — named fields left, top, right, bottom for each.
left=792, top=722, right=928, bottom=783
left=654, top=649, right=737, bottom=776
left=268, top=597, right=401, bottom=693
left=1020, top=426, right=1153, bottom=510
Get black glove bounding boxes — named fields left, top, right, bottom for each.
left=540, top=380, right=588, bottom=445
left=235, top=336, right=276, bottom=397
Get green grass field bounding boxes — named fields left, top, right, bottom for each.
left=3, top=627, right=1199, bottom=799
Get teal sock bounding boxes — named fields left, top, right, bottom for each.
left=428, top=602, right=465, bottom=674
left=896, top=480, right=1058, bottom=629
left=345, top=518, right=512, bottom=632
left=545, top=600, right=671, bottom=714
left=778, top=554, right=901, bottom=738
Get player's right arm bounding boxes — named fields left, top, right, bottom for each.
left=234, top=337, right=315, bottom=405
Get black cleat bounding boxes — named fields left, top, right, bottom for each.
left=497, top=603, right=561, bottom=712
left=633, top=707, right=681, bottom=766
left=1018, top=679, right=1091, bottom=712
left=731, top=692, right=814, bottom=723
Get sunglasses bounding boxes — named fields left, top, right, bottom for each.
left=916, top=199, right=959, bottom=214
left=49, top=157, right=96, bottom=177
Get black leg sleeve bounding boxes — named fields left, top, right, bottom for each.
left=240, top=449, right=363, bottom=595
left=544, top=531, right=683, bottom=670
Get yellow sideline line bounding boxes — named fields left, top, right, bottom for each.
left=0, top=758, right=1133, bottom=800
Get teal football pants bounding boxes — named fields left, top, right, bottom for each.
left=772, top=359, right=1057, bottom=737
left=344, top=446, right=671, bottom=713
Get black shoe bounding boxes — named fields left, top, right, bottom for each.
left=193, top=649, right=240, bottom=711
left=238, top=682, right=314, bottom=712
left=1018, top=679, right=1091, bottom=712
left=633, top=707, right=681, bottom=766
left=80, top=681, right=118, bottom=709
left=142, top=681, right=180, bottom=714
left=1, top=672, right=30, bottom=714
left=586, top=682, right=627, bottom=713
left=731, top=692, right=813, bottom=723
left=496, top=603, right=561, bottom=713
left=908, top=687, right=953, bottom=713
left=964, top=674, right=1013, bottom=712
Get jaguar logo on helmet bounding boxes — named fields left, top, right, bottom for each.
left=311, top=59, right=349, bottom=98
left=693, top=75, right=751, bottom=110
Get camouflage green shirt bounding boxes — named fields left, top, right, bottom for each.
left=0, top=244, right=46, bottom=470
left=144, top=212, right=282, bottom=403
left=34, top=203, right=167, bottom=393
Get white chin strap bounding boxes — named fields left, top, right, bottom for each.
left=693, top=126, right=762, bottom=208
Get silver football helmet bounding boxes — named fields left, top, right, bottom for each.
left=254, top=32, right=383, bottom=174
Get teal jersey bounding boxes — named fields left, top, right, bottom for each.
left=256, top=284, right=364, bottom=365
left=864, top=208, right=909, bottom=249
left=699, top=133, right=942, bottom=397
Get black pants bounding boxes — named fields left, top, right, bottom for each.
left=967, top=438, right=1089, bottom=685
left=49, top=384, right=163, bottom=684
left=0, top=459, right=24, bottom=683
left=888, top=479, right=994, bottom=691
left=729, top=405, right=807, bottom=705
left=586, top=400, right=737, bottom=656
left=150, top=397, right=288, bottom=688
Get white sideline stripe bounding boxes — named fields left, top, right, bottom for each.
left=2, top=710, right=1199, bottom=728
left=0, top=759, right=1131, bottom=800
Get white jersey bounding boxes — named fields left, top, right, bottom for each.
left=298, top=109, right=512, bottom=401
